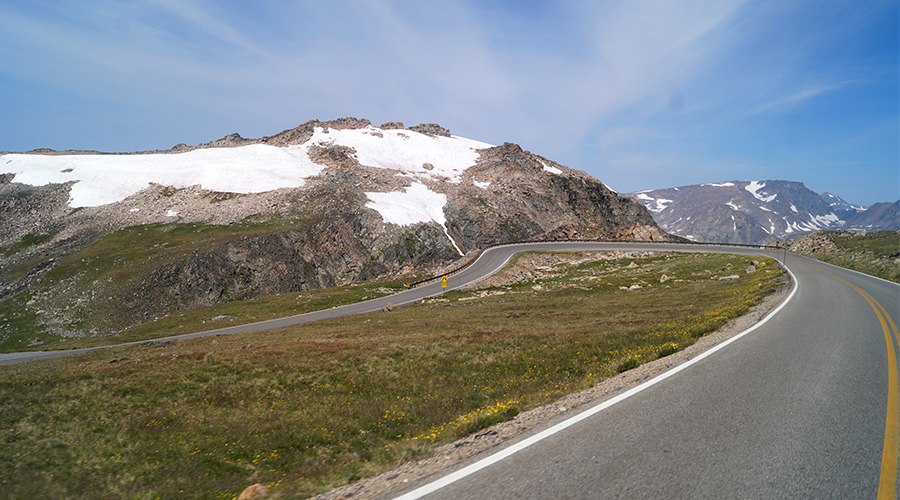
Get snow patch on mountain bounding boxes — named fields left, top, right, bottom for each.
left=652, top=198, right=673, bottom=213
left=365, top=183, right=463, bottom=255
left=3, top=144, right=321, bottom=208
left=539, top=161, right=563, bottom=175
left=821, top=192, right=867, bottom=212
left=810, top=213, right=840, bottom=226
left=745, top=181, right=777, bottom=203
left=703, top=182, right=735, bottom=187
left=1, top=125, right=493, bottom=209
left=634, top=193, right=673, bottom=213
left=314, top=126, right=490, bottom=184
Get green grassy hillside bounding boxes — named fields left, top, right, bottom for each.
left=0, top=251, right=783, bottom=499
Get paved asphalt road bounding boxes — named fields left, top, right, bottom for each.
left=1, top=242, right=897, bottom=499
left=386, top=245, right=900, bottom=500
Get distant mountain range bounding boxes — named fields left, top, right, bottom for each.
left=627, top=180, right=898, bottom=245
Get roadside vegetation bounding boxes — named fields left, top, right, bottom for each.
left=0, top=218, right=433, bottom=352
left=0, top=219, right=301, bottom=351
left=786, top=230, right=900, bottom=283
left=0, top=251, right=783, bottom=499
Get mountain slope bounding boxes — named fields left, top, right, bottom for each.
left=628, top=180, right=897, bottom=245
left=842, top=201, right=899, bottom=231
left=0, top=118, right=668, bottom=347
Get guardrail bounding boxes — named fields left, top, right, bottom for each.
left=405, top=238, right=781, bottom=289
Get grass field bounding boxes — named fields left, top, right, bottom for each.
left=0, top=251, right=783, bottom=499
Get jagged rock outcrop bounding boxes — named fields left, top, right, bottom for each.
left=0, top=177, right=76, bottom=246
left=408, top=123, right=452, bottom=137
left=440, top=142, right=662, bottom=250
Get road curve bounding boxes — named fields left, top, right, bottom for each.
left=385, top=248, right=900, bottom=499
left=2, top=243, right=897, bottom=497
left=0, top=242, right=786, bottom=366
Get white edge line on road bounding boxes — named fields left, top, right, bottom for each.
left=392, top=261, right=799, bottom=500
left=790, top=252, right=900, bottom=288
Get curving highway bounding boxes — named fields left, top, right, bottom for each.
left=1, top=242, right=897, bottom=498
left=387, top=243, right=900, bottom=499
left=0, top=242, right=787, bottom=365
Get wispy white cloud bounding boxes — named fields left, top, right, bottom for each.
left=0, top=0, right=895, bottom=204
left=748, top=82, right=850, bottom=115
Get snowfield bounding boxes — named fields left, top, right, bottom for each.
left=365, top=183, right=463, bottom=255
left=319, top=127, right=491, bottom=183
left=1, top=126, right=493, bottom=215
left=364, top=182, right=449, bottom=227
left=3, top=144, right=320, bottom=208
left=745, top=181, right=777, bottom=203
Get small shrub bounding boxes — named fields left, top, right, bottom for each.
left=616, top=357, right=640, bottom=373
left=459, top=406, right=520, bottom=436
left=656, top=343, right=679, bottom=359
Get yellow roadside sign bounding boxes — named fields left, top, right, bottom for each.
left=441, top=276, right=448, bottom=288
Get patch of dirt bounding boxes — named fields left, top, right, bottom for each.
left=314, top=270, right=793, bottom=500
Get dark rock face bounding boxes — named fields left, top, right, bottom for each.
left=443, top=143, right=665, bottom=251
left=137, top=226, right=368, bottom=322
left=0, top=180, right=74, bottom=246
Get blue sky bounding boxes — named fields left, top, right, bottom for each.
left=1, top=0, right=897, bottom=206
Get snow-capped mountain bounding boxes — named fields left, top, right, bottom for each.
left=1, top=118, right=668, bottom=342
left=627, top=180, right=896, bottom=245
left=820, top=192, right=867, bottom=213
left=3, top=119, right=495, bottom=258
left=842, top=201, right=899, bottom=231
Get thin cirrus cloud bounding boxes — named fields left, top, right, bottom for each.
left=748, top=82, right=852, bottom=116
left=0, top=0, right=896, bottom=205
